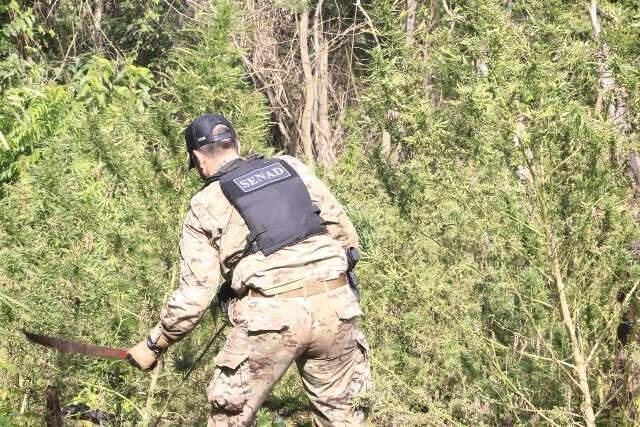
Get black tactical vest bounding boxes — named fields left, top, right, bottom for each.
left=210, top=156, right=327, bottom=257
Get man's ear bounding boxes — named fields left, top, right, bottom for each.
left=192, top=149, right=205, bottom=165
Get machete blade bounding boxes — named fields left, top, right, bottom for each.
left=22, top=330, right=128, bottom=360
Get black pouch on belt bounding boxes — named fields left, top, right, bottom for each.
left=346, top=247, right=361, bottom=301
left=217, top=281, right=235, bottom=315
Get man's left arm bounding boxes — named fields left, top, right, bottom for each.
left=128, top=203, right=222, bottom=371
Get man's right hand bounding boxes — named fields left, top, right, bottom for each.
left=127, top=339, right=159, bottom=372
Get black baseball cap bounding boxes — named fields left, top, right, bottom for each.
left=185, top=114, right=237, bottom=169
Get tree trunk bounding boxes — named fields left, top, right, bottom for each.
left=505, top=0, right=513, bottom=18
left=142, top=359, right=163, bottom=424
left=92, top=0, right=104, bottom=53
left=312, top=0, right=335, bottom=167
left=588, top=0, right=630, bottom=136
left=423, top=0, right=439, bottom=101
left=9, top=7, right=29, bottom=61
left=587, top=0, right=601, bottom=38
left=590, top=1, right=638, bottom=419
left=299, top=6, right=315, bottom=170
left=405, top=0, right=418, bottom=47
left=548, top=238, right=596, bottom=427
left=524, top=129, right=597, bottom=426
left=45, top=386, right=62, bottom=427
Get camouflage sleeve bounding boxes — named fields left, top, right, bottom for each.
left=281, top=156, right=359, bottom=249
left=156, top=201, right=222, bottom=343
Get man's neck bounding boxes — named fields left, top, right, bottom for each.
left=212, top=153, right=241, bottom=174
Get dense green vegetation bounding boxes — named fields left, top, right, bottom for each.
left=1, top=0, right=640, bottom=425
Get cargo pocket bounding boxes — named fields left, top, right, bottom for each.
left=353, top=329, right=372, bottom=396
left=207, top=329, right=251, bottom=414
left=245, top=298, right=290, bottom=333
left=335, top=288, right=363, bottom=321
left=355, top=330, right=369, bottom=354
left=322, top=286, right=363, bottom=358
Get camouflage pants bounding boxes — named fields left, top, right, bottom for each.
left=206, top=284, right=371, bottom=427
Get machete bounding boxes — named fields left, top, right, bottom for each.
left=22, top=330, right=128, bottom=361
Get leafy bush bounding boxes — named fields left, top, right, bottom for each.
left=2, top=0, right=640, bottom=425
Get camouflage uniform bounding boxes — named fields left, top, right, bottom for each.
left=149, top=155, right=371, bottom=426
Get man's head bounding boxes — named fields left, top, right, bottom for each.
left=185, top=114, right=240, bottom=179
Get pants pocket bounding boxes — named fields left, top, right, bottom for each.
left=353, top=330, right=372, bottom=395
left=207, top=328, right=251, bottom=414
left=334, top=286, right=363, bottom=322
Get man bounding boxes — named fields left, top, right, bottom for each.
left=127, top=113, right=371, bottom=426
